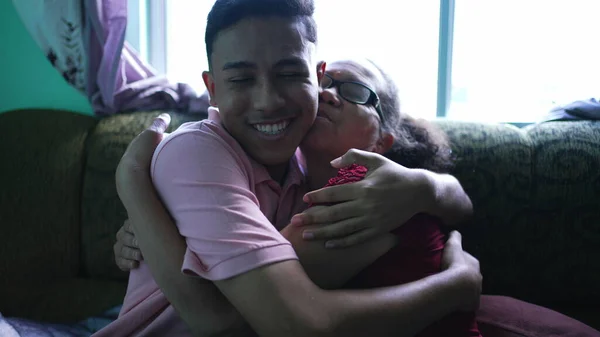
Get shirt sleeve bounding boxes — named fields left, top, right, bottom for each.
left=150, top=124, right=298, bottom=281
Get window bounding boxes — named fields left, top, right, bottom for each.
left=313, top=1, right=440, bottom=120
left=165, top=1, right=215, bottom=90
left=449, top=0, right=600, bottom=122
left=130, top=0, right=600, bottom=122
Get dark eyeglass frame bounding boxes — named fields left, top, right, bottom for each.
left=321, top=73, right=384, bottom=122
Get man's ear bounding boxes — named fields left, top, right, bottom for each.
left=374, top=132, right=395, bottom=154
left=316, top=61, right=326, bottom=85
left=202, top=71, right=217, bottom=106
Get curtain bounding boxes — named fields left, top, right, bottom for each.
left=11, top=0, right=209, bottom=116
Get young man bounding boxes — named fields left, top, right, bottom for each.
left=97, top=1, right=481, bottom=336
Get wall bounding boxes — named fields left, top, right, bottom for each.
left=0, top=1, right=92, bottom=114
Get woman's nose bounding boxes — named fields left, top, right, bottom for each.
left=319, top=87, right=341, bottom=106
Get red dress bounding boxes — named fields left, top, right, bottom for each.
left=313, top=164, right=481, bottom=337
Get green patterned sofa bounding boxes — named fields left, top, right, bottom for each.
left=0, top=109, right=598, bottom=329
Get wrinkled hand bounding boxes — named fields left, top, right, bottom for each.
left=114, top=114, right=170, bottom=271
left=291, top=148, right=433, bottom=248
left=114, top=219, right=143, bottom=271
left=441, top=231, right=482, bottom=312
left=116, top=113, right=171, bottom=202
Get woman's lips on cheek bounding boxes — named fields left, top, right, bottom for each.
left=317, top=111, right=332, bottom=121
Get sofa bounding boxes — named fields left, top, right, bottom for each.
left=0, top=108, right=599, bottom=331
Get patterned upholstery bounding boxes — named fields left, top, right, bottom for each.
left=1, top=109, right=598, bottom=328
left=436, top=121, right=600, bottom=311
left=81, top=112, right=201, bottom=281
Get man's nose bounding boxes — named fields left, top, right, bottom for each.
left=253, top=80, right=285, bottom=113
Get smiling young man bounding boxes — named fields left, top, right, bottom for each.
left=96, top=1, right=481, bottom=336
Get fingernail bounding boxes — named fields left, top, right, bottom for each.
left=330, top=157, right=341, bottom=166
left=325, top=241, right=336, bottom=249
left=303, top=231, right=314, bottom=240
left=291, top=217, right=303, bottom=226
left=150, top=114, right=170, bottom=132
left=303, top=195, right=310, bottom=203
left=133, top=238, right=138, bottom=247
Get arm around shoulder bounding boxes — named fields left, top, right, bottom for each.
left=215, top=256, right=478, bottom=337
left=420, top=170, right=473, bottom=226
left=120, top=133, right=254, bottom=336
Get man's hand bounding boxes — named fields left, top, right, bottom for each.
left=441, top=231, right=482, bottom=312
left=291, top=149, right=432, bottom=248
left=114, top=219, right=143, bottom=271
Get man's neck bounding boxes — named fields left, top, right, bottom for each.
left=300, top=149, right=338, bottom=191
left=267, top=163, right=291, bottom=186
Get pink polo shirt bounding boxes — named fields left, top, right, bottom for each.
left=93, top=112, right=307, bottom=336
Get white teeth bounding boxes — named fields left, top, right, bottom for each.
left=253, top=120, right=290, bottom=135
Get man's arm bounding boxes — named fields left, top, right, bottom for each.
left=119, top=168, right=398, bottom=331
left=215, top=237, right=479, bottom=337
left=420, top=170, right=473, bottom=226
left=118, top=169, right=252, bottom=337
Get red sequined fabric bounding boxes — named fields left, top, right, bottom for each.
left=325, top=164, right=368, bottom=186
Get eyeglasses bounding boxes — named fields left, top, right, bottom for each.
left=320, top=73, right=384, bottom=122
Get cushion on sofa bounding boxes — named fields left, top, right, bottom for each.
left=80, top=112, right=203, bottom=281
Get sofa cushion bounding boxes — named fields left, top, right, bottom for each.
left=524, top=121, right=600, bottom=306
left=80, top=111, right=203, bottom=280
left=436, top=120, right=600, bottom=308
left=0, top=109, right=96, bottom=285
left=0, top=277, right=125, bottom=323
left=476, top=295, right=600, bottom=336
left=436, top=121, right=534, bottom=298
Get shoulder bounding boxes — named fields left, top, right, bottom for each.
left=154, top=120, right=232, bottom=159
left=150, top=120, right=252, bottom=183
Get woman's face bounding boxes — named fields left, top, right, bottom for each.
left=300, top=59, right=393, bottom=160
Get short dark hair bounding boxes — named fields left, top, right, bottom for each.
left=205, top=0, right=318, bottom=67
left=367, top=60, right=454, bottom=173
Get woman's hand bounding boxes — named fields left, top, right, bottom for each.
left=114, top=219, right=143, bottom=271
left=114, top=113, right=170, bottom=271
left=291, top=148, right=435, bottom=248
left=115, top=113, right=171, bottom=203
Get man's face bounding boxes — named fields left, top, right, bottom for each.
left=204, top=17, right=320, bottom=167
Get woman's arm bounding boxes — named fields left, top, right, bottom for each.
left=293, top=150, right=473, bottom=248
left=281, top=224, right=397, bottom=289
left=420, top=169, right=473, bottom=227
